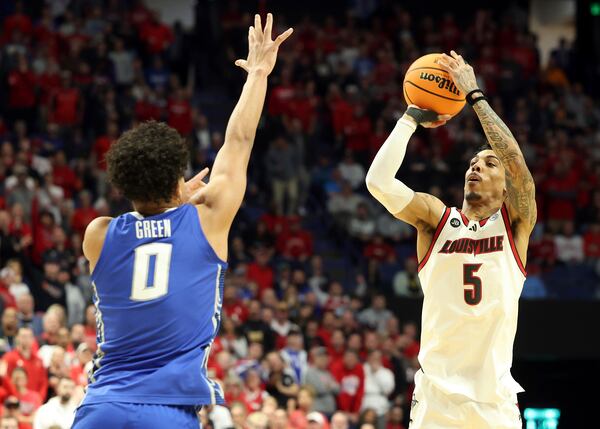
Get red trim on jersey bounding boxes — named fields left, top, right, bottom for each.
left=457, top=208, right=493, bottom=227
left=456, top=209, right=469, bottom=226
left=501, top=204, right=527, bottom=276
left=418, top=207, right=451, bottom=272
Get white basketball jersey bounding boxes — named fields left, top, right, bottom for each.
left=417, top=205, right=526, bottom=403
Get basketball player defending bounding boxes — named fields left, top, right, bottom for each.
left=72, top=14, right=292, bottom=429
left=366, top=51, right=535, bottom=429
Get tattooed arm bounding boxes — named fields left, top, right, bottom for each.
left=471, top=100, right=537, bottom=229
left=438, top=51, right=536, bottom=262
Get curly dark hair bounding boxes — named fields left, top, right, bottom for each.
left=106, top=121, right=189, bottom=203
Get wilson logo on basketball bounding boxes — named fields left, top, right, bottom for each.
left=419, top=72, right=461, bottom=96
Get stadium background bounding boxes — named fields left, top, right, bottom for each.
left=0, top=0, right=599, bottom=428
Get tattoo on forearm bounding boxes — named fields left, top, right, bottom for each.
left=473, top=101, right=537, bottom=227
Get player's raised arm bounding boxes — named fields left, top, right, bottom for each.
left=190, top=13, right=293, bottom=229
left=365, top=107, right=449, bottom=231
left=438, top=51, right=537, bottom=232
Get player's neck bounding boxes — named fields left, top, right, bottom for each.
left=460, top=200, right=502, bottom=221
left=133, top=198, right=181, bottom=217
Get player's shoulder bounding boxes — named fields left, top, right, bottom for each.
left=82, top=216, right=113, bottom=264
left=84, top=216, right=113, bottom=237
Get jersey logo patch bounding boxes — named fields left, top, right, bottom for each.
left=450, top=218, right=460, bottom=228
left=469, top=224, right=477, bottom=232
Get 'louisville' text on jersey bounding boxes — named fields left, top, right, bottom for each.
left=438, top=235, right=504, bottom=256
left=135, top=219, right=172, bottom=239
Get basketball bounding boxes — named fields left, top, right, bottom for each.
left=403, top=53, right=466, bottom=116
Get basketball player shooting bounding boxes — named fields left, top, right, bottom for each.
left=366, top=50, right=536, bottom=429
left=72, top=14, right=292, bottom=429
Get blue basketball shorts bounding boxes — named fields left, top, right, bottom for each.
left=72, top=402, right=201, bottom=429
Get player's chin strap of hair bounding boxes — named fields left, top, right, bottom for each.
left=365, top=108, right=434, bottom=214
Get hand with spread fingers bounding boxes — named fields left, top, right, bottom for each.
left=235, top=13, right=294, bottom=76
left=436, top=50, right=479, bottom=95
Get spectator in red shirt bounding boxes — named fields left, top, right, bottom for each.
left=240, top=369, right=268, bottom=413
left=167, top=88, right=193, bottom=136
left=3, top=2, right=32, bottom=41
left=83, top=305, right=97, bottom=353
left=134, top=87, right=163, bottom=122
left=51, top=151, right=80, bottom=199
left=7, top=55, right=36, bottom=128
left=344, top=104, right=373, bottom=163
left=222, top=286, right=248, bottom=324
left=247, top=247, right=274, bottom=298
left=93, top=121, right=119, bottom=172
left=10, top=367, right=41, bottom=429
left=71, top=191, right=98, bottom=237
left=330, top=349, right=365, bottom=424
left=584, top=223, right=600, bottom=260
left=276, top=220, right=313, bottom=262
left=1, top=327, right=47, bottom=401
left=328, top=85, right=354, bottom=141
left=363, top=235, right=395, bottom=262
left=140, top=11, right=174, bottom=55
left=50, top=71, right=82, bottom=128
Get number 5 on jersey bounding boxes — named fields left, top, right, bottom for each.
left=131, top=243, right=173, bottom=301
left=463, top=264, right=482, bottom=305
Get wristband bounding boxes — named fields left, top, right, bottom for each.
left=466, top=89, right=488, bottom=106
left=406, top=106, right=439, bottom=125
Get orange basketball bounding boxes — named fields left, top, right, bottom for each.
left=403, top=53, right=466, bottom=116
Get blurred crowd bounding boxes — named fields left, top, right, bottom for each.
left=0, top=0, right=598, bottom=428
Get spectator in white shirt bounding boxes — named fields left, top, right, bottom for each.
left=554, top=221, right=584, bottom=263
left=338, top=150, right=366, bottom=190
left=361, top=350, right=395, bottom=426
left=33, top=377, right=76, bottom=429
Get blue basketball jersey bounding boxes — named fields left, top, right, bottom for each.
left=81, top=203, right=227, bottom=406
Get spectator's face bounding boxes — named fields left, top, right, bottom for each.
left=57, top=327, right=70, bottom=347
left=86, top=306, right=96, bottom=325
left=272, top=409, right=289, bottom=429
left=71, top=324, right=85, bottom=343
left=464, top=150, right=506, bottom=204
left=343, top=351, right=358, bottom=368
left=267, top=353, right=283, bottom=371
left=331, top=413, right=349, bottom=429
left=1, top=309, right=18, bottom=331
left=43, top=262, right=59, bottom=279
left=348, top=334, right=361, bottom=350
left=10, top=370, right=26, bottom=390
left=315, top=353, right=329, bottom=369
left=51, top=347, right=66, bottom=367
left=245, top=370, right=261, bottom=389
left=368, top=351, right=382, bottom=368
left=16, top=329, right=33, bottom=351
left=373, top=295, right=385, bottom=310
left=230, top=404, right=246, bottom=427
left=57, top=378, right=75, bottom=401
left=248, top=342, right=263, bottom=360
left=331, top=330, right=345, bottom=348
left=298, top=389, right=313, bottom=410
left=43, top=313, right=60, bottom=334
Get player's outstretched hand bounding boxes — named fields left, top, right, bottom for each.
left=405, top=105, right=452, bottom=128
left=235, top=13, right=293, bottom=76
left=436, top=51, right=479, bottom=95
left=183, top=167, right=209, bottom=204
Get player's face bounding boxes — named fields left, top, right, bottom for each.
left=464, top=150, right=506, bottom=202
